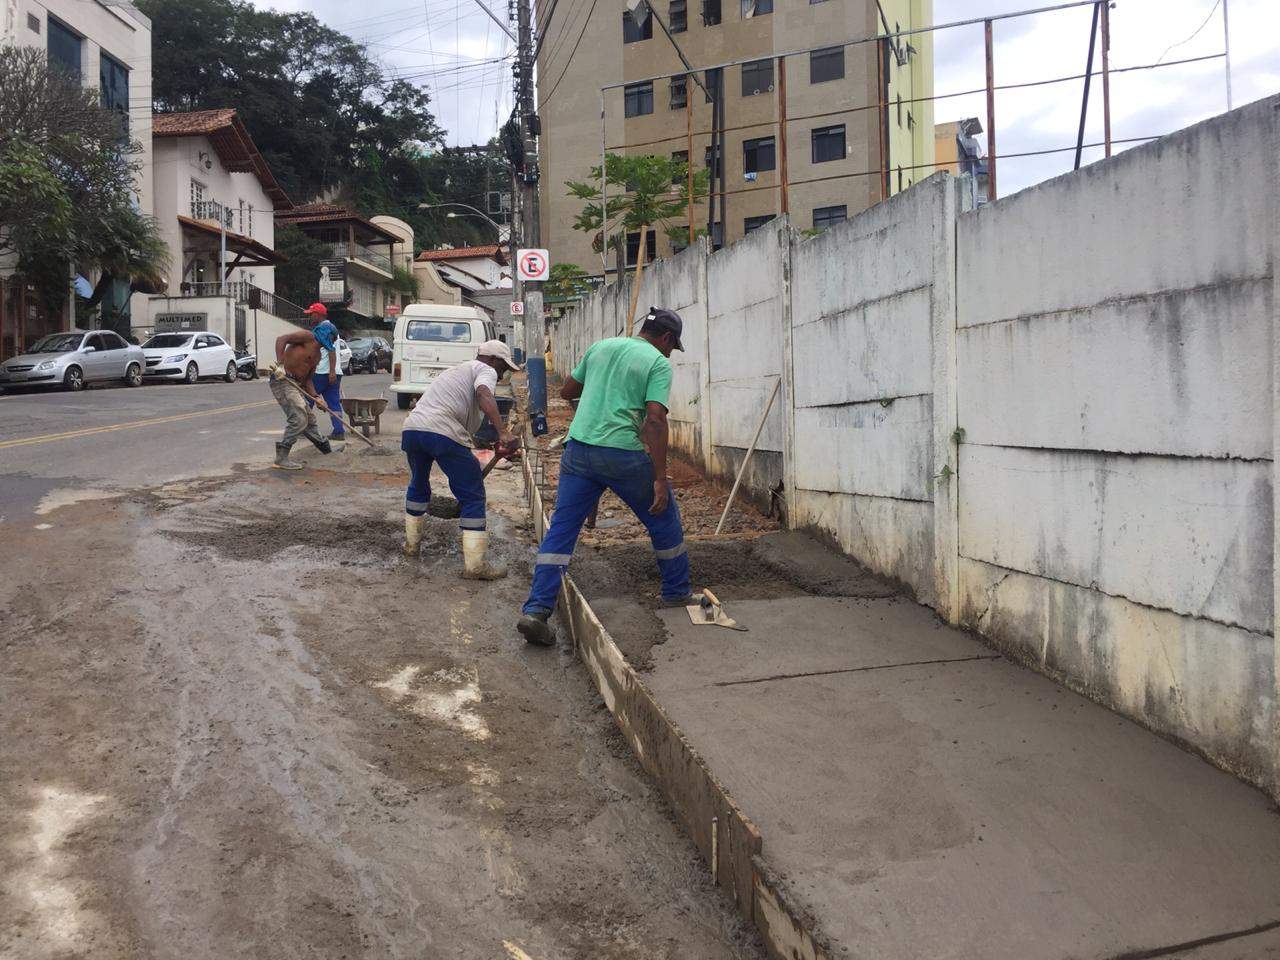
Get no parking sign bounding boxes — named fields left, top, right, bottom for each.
left=516, top=248, right=550, bottom=282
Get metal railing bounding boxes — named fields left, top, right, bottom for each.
left=171, top=280, right=306, bottom=322
left=332, top=242, right=393, bottom=273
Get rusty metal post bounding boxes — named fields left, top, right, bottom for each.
left=984, top=19, right=998, bottom=201
left=1100, top=0, right=1112, bottom=157
left=686, top=75, right=695, bottom=245
left=777, top=54, right=789, bottom=216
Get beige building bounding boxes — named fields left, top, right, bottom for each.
left=536, top=0, right=933, bottom=275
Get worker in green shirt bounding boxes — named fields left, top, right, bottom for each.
left=517, top=308, right=695, bottom=647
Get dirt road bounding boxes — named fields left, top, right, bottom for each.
left=0, top=455, right=764, bottom=960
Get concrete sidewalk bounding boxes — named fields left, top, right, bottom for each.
left=645, top=593, right=1280, bottom=959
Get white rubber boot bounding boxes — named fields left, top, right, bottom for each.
left=461, top=530, right=507, bottom=580
left=403, top=514, right=425, bottom=557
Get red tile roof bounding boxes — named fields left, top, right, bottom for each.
left=275, top=203, right=402, bottom=244
left=153, top=110, right=292, bottom=210
left=416, top=245, right=508, bottom=265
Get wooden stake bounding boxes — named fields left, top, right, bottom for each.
left=985, top=19, right=998, bottom=201
left=686, top=79, right=695, bottom=246
left=1100, top=0, right=1112, bottom=157
left=715, top=376, right=781, bottom=536
left=625, top=222, right=648, bottom=336
left=777, top=55, right=789, bottom=216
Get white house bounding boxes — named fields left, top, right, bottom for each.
left=414, top=246, right=512, bottom=293
left=135, top=109, right=301, bottom=358
left=0, top=0, right=151, bottom=359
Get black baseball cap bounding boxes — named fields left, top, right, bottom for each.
left=644, top=307, right=684, bottom=351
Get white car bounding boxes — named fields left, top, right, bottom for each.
left=141, top=332, right=238, bottom=383
left=336, top=338, right=353, bottom=373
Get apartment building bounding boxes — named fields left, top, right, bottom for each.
left=536, top=0, right=933, bottom=274
left=1, top=0, right=152, bottom=357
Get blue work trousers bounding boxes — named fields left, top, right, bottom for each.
left=311, top=373, right=344, bottom=437
left=401, top=429, right=487, bottom=530
left=523, top=440, right=689, bottom=615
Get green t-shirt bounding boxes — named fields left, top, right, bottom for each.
left=567, top=336, right=673, bottom=451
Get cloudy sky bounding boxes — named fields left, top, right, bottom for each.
left=261, top=0, right=1278, bottom=196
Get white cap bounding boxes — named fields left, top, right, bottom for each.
left=477, top=338, right=523, bottom=371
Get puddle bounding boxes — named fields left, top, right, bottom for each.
left=371, top=664, right=491, bottom=741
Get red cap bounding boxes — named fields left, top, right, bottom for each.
left=304, top=302, right=328, bottom=316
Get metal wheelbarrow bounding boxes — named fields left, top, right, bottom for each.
left=340, top=396, right=389, bottom=438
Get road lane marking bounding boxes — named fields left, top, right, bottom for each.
left=0, top=400, right=274, bottom=450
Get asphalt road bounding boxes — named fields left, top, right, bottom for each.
left=0, top=372, right=392, bottom=519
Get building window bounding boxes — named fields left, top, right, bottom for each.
left=624, top=81, right=654, bottom=118
left=671, top=150, right=689, bottom=184
left=704, top=67, right=722, bottom=103
left=810, top=46, right=844, bottom=84
left=238, top=200, right=246, bottom=233
left=743, top=136, right=776, bottom=174
left=744, top=215, right=774, bottom=234
left=626, top=230, right=657, bottom=266
left=741, top=59, right=773, bottom=97
left=741, top=0, right=771, bottom=17
left=47, top=17, right=82, bottom=80
left=813, top=204, right=846, bottom=230
left=27, top=12, right=40, bottom=32
left=99, top=51, right=129, bottom=136
left=670, top=76, right=687, bottom=110
left=702, top=0, right=721, bottom=26
left=623, top=9, right=652, bottom=42
left=811, top=125, right=846, bottom=163
left=190, top=180, right=206, bottom=218
left=670, top=0, right=687, bottom=32
left=704, top=144, right=722, bottom=179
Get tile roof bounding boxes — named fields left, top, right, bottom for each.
left=153, top=110, right=292, bottom=210
left=416, top=245, right=508, bottom=265
left=274, top=204, right=402, bottom=244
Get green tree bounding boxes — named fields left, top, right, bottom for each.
left=273, top=224, right=333, bottom=309
left=544, top=263, right=593, bottom=302
left=566, top=153, right=709, bottom=332
left=137, top=0, right=445, bottom=204
left=0, top=46, right=168, bottom=317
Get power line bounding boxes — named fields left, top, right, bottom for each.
left=531, top=0, right=560, bottom=60
left=538, top=0, right=599, bottom=107
left=1156, top=0, right=1222, bottom=64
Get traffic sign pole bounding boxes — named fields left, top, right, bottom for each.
left=516, top=248, right=550, bottom=431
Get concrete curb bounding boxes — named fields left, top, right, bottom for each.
left=520, top=449, right=832, bottom=960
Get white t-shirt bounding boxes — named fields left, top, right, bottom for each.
left=315, top=342, right=343, bottom=376
left=404, top=359, right=498, bottom=448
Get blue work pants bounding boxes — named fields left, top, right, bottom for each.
left=311, top=373, right=344, bottom=437
left=523, top=440, right=689, bottom=615
left=401, top=430, right=487, bottom=530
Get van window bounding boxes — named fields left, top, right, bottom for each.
left=406, top=320, right=473, bottom=343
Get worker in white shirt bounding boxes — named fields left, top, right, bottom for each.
left=401, top=340, right=521, bottom=580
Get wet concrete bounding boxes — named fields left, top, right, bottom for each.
left=636, top=588, right=1280, bottom=960
left=0, top=468, right=765, bottom=960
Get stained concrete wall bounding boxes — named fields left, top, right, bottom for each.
left=549, top=97, right=1279, bottom=795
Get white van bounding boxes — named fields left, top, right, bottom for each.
left=391, top=304, right=498, bottom=409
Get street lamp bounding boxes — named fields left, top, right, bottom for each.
left=418, top=202, right=508, bottom=242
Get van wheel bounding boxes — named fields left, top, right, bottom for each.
left=397, top=392, right=412, bottom=410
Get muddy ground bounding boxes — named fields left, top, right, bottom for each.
left=0, top=455, right=765, bottom=960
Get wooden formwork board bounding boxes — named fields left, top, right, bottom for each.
left=520, top=446, right=831, bottom=959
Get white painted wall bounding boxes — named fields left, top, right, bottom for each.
left=550, top=95, right=1280, bottom=798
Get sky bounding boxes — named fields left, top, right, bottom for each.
left=260, top=0, right=1280, bottom=196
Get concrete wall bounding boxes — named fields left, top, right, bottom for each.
left=551, top=97, right=1280, bottom=797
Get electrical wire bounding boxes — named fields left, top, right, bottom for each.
left=1156, top=0, right=1223, bottom=64
left=538, top=0, right=599, bottom=107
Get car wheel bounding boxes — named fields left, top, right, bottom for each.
left=125, top=362, right=143, bottom=387
left=397, top=392, right=412, bottom=410
left=224, top=360, right=237, bottom=383
left=63, top=365, right=84, bottom=392
left=184, top=362, right=199, bottom=384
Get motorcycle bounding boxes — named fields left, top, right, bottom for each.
left=234, top=349, right=259, bottom=380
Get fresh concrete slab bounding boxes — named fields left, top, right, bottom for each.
left=649, top=597, right=1280, bottom=960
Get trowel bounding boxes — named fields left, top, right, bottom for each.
left=686, top=588, right=748, bottom=632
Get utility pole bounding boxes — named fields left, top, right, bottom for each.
left=514, top=0, right=547, bottom=425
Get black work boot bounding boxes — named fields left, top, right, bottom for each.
left=305, top=431, right=332, bottom=454
left=517, top=611, right=556, bottom=647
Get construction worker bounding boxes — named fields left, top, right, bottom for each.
left=269, top=303, right=335, bottom=470
left=311, top=310, right=346, bottom=450
left=517, top=308, right=695, bottom=647
left=402, top=339, right=522, bottom=580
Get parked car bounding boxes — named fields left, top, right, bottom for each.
left=140, top=332, right=239, bottom=383
left=391, top=305, right=498, bottom=410
left=0, top=330, right=145, bottom=392
left=347, top=336, right=392, bottom=374
left=336, top=338, right=353, bottom=373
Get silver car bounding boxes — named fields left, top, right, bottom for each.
left=0, top=330, right=146, bottom=392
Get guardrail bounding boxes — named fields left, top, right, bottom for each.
left=332, top=242, right=393, bottom=273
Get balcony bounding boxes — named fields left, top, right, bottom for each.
left=332, top=241, right=393, bottom=277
